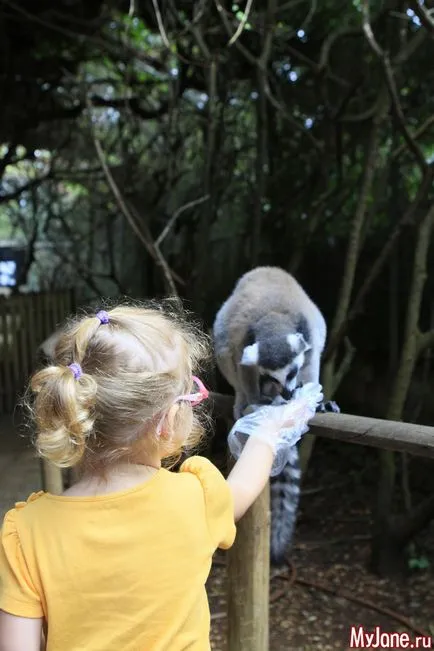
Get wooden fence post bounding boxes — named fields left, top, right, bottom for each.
left=41, top=459, right=63, bottom=494
left=227, top=478, right=270, bottom=651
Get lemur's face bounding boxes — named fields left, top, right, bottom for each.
left=241, top=332, right=311, bottom=404
left=259, top=362, right=301, bottom=403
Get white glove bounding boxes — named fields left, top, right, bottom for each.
left=227, top=382, right=323, bottom=476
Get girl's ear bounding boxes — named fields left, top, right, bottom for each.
left=158, top=404, right=180, bottom=441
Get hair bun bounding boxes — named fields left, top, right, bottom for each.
left=28, top=365, right=97, bottom=467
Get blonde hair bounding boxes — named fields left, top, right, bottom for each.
left=26, top=300, right=211, bottom=472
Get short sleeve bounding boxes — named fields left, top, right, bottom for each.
left=0, top=508, right=43, bottom=618
left=180, top=456, right=236, bottom=550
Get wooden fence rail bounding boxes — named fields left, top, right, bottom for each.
left=310, top=411, right=434, bottom=458
left=0, top=290, right=75, bottom=414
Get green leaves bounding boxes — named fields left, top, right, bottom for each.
left=408, top=555, right=430, bottom=570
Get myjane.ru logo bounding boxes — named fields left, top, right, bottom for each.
left=349, top=626, right=432, bottom=649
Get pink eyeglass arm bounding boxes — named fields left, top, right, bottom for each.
left=176, top=376, right=209, bottom=404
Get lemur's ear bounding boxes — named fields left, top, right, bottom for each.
left=240, top=342, right=259, bottom=366
left=286, top=332, right=311, bottom=354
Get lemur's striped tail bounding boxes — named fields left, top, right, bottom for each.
left=270, top=446, right=301, bottom=565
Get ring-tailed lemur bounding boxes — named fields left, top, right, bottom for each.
left=212, top=266, right=339, bottom=565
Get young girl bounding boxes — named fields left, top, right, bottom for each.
left=0, top=302, right=317, bottom=651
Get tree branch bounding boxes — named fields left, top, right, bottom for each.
left=1, top=0, right=169, bottom=75
left=195, top=57, right=219, bottom=306
left=155, top=195, right=210, bottom=246
left=318, top=27, right=364, bottom=71
left=322, top=87, right=389, bottom=373
left=88, top=98, right=184, bottom=293
left=417, top=326, right=434, bottom=354
left=408, top=1, right=434, bottom=36
left=393, top=21, right=427, bottom=65
left=330, top=337, right=356, bottom=396
left=362, top=2, right=427, bottom=172
left=251, top=0, right=275, bottom=264
left=0, top=142, right=18, bottom=179
left=90, top=95, right=174, bottom=120
left=104, top=213, right=126, bottom=294
left=214, top=0, right=322, bottom=151
left=289, top=184, right=350, bottom=273
left=381, top=54, right=427, bottom=172
left=127, top=201, right=180, bottom=297
left=151, top=0, right=171, bottom=49
left=361, top=0, right=383, bottom=57
left=392, top=115, right=434, bottom=161
left=47, top=222, right=106, bottom=297
left=324, top=165, right=434, bottom=361
left=226, top=0, right=254, bottom=47
left=387, top=202, right=434, bottom=420
left=394, top=494, right=434, bottom=545
left=0, top=174, right=52, bottom=204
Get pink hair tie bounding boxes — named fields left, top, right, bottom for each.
left=68, top=363, right=82, bottom=380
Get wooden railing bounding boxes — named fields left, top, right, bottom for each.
left=0, top=289, right=75, bottom=413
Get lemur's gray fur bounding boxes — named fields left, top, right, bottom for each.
left=37, top=329, right=61, bottom=365
left=212, top=266, right=338, bottom=565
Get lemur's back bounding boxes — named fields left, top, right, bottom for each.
left=213, top=267, right=326, bottom=382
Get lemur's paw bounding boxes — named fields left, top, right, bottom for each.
left=316, top=400, right=340, bottom=414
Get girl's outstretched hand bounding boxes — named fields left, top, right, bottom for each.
left=226, top=382, right=323, bottom=521
left=228, top=382, right=323, bottom=476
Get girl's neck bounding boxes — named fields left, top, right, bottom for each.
left=63, top=461, right=161, bottom=497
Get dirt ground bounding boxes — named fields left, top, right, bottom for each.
left=0, top=414, right=42, bottom=522
left=208, top=437, right=434, bottom=650
left=1, top=416, right=433, bottom=650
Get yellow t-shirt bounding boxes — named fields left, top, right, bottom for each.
left=0, top=456, right=236, bottom=651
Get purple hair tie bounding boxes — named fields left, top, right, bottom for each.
left=68, top=362, right=82, bottom=380
left=96, top=310, right=109, bottom=324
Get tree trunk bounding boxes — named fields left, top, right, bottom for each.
left=300, top=89, right=389, bottom=475
left=369, top=520, right=408, bottom=579
left=251, top=64, right=268, bottom=267
left=195, top=59, right=219, bottom=312
left=370, top=203, right=434, bottom=576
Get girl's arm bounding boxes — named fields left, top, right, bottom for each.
left=226, top=436, right=274, bottom=522
left=0, top=611, right=43, bottom=651
left=225, top=383, right=322, bottom=521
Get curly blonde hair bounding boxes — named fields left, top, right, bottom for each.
left=26, top=300, right=211, bottom=472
